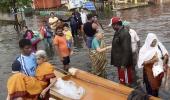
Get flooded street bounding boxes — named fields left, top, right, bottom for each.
left=1, top=3, right=170, bottom=99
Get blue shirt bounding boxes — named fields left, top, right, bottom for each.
left=16, top=53, right=37, bottom=76
left=91, top=37, right=101, bottom=49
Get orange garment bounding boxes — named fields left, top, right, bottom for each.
left=53, top=35, right=70, bottom=57
left=7, top=73, right=41, bottom=100
left=7, top=62, right=55, bottom=100
left=7, top=73, right=26, bottom=100
left=144, top=63, right=163, bottom=90
left=35, top=62, right=55, bottom=89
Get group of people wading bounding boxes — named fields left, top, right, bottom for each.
left=110, top=17, right=169, bottom=97
left=6, top=9, right=170, bottom=100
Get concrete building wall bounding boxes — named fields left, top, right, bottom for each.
left=0, top=12, right=13, bottom=20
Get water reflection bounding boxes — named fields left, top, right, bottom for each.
left=73, top=36, right=84, bottom=49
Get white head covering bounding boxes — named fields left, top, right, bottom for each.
left=35, top=50, right=47, bottom=58
left=138, top=33, right=168, bottom=69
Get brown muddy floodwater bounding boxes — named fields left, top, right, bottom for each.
left=0, top=3, right=170, bottom=99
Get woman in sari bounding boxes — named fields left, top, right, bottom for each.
left=7, top=62, right=42, bottom=100
left=138, top=33, right=169, bottom=97
left=34, top=50, right=56, bottom=99
left=7, top=50, right=56, bottom=100
left=89, top=32, right=111, bottom=78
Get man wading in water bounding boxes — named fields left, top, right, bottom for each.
left=83, top=14, right=98, bottom=49
left=110, top=17, right=133, bottom=86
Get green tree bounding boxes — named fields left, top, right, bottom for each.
left=0, top=0, right=32, bottom=35
left=0, top=0, right=32, bottom=12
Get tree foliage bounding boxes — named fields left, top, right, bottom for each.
left=0, top=0, right=32, bottom=12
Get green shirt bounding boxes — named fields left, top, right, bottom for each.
left=91, top=37, right=101, bottom=49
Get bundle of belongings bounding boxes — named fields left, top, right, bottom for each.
left=54, top=78, right=85, bottom=99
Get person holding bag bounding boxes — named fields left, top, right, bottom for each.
left=138, top=33, right=169, bottom=97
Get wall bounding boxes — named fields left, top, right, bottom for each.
left=0, top=12, right=14, bottom=20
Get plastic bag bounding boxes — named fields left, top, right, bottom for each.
left=152, top=61, right=164, bottom=77
left=54, top=78, right=85, bottom=100
left=152, top=65, right=164, bottom=77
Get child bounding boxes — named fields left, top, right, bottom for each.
left=39, top=20, right=54, bottom=57
left=63, top=23, right=74, bottom=55
left=53, top=27, right=70, bottom=71
left=23, top=26, right=41, bottom=52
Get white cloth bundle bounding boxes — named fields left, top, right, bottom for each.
left=55, top=78, right=85, bottom=100
left=152, top=60, right=164, bottom=77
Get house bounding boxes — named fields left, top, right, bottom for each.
left=32, top=0, right=61, bottom=9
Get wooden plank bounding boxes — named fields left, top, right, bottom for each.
left=54, top=70, right=66, bottom=78
left=50, top=69, right=160, bottom=100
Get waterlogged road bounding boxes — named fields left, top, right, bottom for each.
left=1, top=3, right=170, bottom=100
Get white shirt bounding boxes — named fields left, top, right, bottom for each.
left=49, top=17, right=58, bottom=30
left=129, top=29, right=140, bottom=52
left=80, top=12, right=87, bottom=24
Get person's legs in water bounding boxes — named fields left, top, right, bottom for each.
left=62, top=56, right=70, bottom=71
left=71, top=26, right=78, bottom=38
left=143, top=71, right=159, bottom=96
left=46, top=37, right=54, bottom=58
left=77, top=24, right=82, bottom=37
left=51, top=29, right=56, bottom=37
left=86, top=37, right=94, bottom=48
left=132, top=52, right=139, bottom=85
left=117, top=67, right=133, bottom=85
left=64, top=65, right=70, bottom=72
left=67, top=40, right=73, bottom=55
left=126, top=66, right=133, bottom=86
left=152, top=90, right=159, bottom=97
